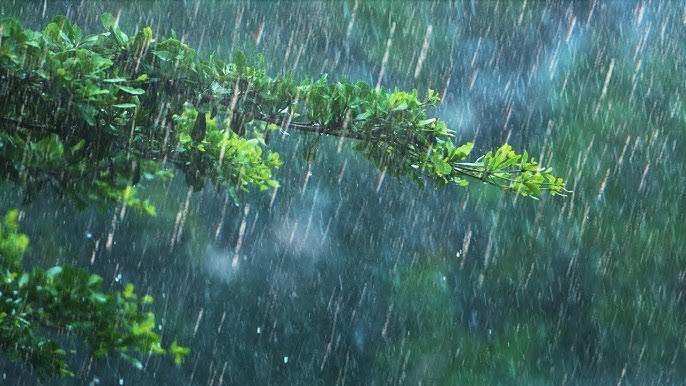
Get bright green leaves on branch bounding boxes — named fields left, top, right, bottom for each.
left=100, top=12, right=128, bottom=49
left=0, top=12, right=567, bottom=211
left=172, top=105, right=281, bottom=194
left=170, top=341, right=191, bottom=365
left=429, top=140, right=474, bottom=186
left=44, top=15, right=83, bottom=51
left=0, top=210, right=29, bottom=273
left=0, top=211, right=189, bottom=379
left=451, top=144, right=569, bottom=198
left=1, top=13, right=290, bottom=209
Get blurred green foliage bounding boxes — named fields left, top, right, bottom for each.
left=379, top=256, right=553, bottom=384
left=0, top=210, right=184, bottom=379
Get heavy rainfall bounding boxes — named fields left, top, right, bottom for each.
left=0, top=0, right=684, bottom=385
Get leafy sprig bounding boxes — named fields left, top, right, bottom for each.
left=431, top=143, right=569, bottom=198
left=0, top=211, right=188, bottom=379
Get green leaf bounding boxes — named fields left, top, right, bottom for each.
left=132, top=316, right=154, bottom=335
left=18, top=273, right=29, bottom=288
left=87, top=274, right=102, bottom=287
left=391, top=102, right=408, bottom=111
left=70, top=139, right=85, bottom=155
left=90, top=55, right=113, bottom=71
left=152, top=50, right=173, bottom=61
left=123, top=283, right=135, bottom=299
left=451, top=142, right=473, bottom=161
left=233, top=49, right=247, bottom=72
left=91, top=292, right=107, bottom=303
left=78, top=104, right=97, bottom=126
left=45, top=266, right=63, bottom=278
left=50, top=15, right=73, bottom=39
left=100, top=13, right=116, bottom=30
left=432, top=154, right=452, bottom=177
left=417, top=118, right=436, bottom=126
left=170, top=341, right=190, bottom=365
left=356, top=111, right=373, bottom=121
left=116, top=85, right=145, bottom=95
left=143, top=201, right=156, bottom=216
left=113, top=103, right=138, bottom=109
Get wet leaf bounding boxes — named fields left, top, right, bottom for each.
left=113, top=103, right=138, bottom=108
left=116, top=85, right=145, bottom=95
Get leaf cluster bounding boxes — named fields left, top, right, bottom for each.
left=0, top=14, right=281, bottom=211
left=0, top=12, right=567, bottom=210
left=0, top=210, right=188, bottom=379
left=441, top=143, right=568, bottom=198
